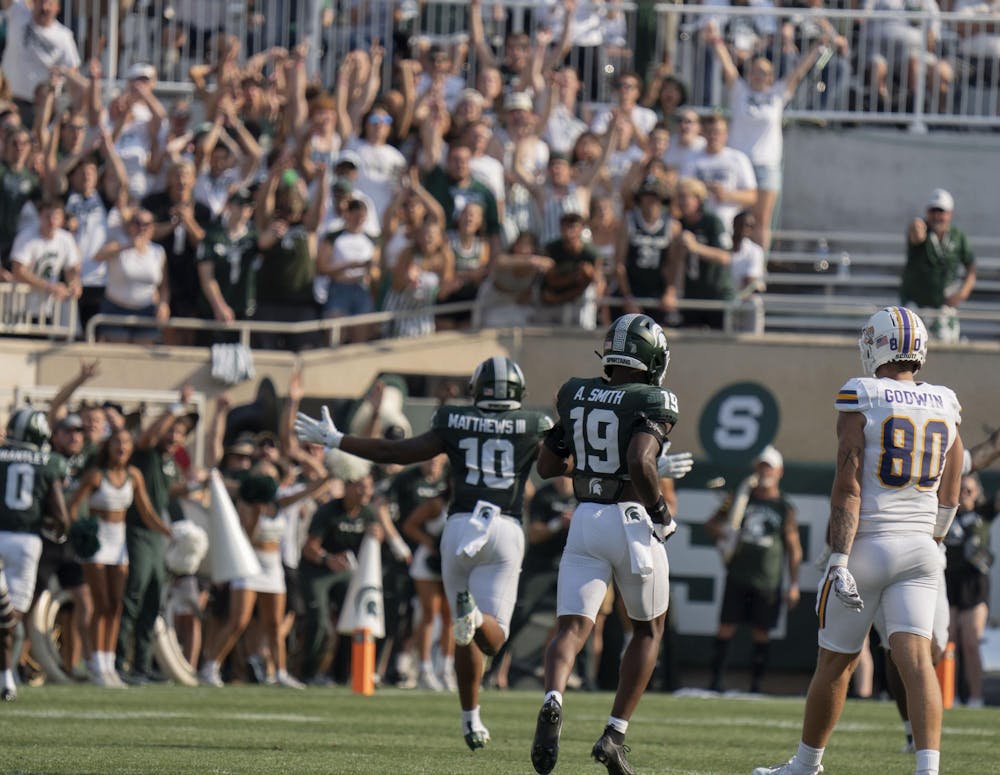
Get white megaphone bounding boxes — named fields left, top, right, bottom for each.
left=207, top=469, right=262, bottom=583
left=337, top=534, right=384, bottom=638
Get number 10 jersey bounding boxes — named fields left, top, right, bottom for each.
left=431, top=405, right=553, bottom=517
left=835, top=377, right=962, bottom=535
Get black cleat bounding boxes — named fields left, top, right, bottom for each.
left=531, top=699, right=563, bottom=774
left=1, top=686, right=16, bottom=702
left=463, top=722, right=490, bottom=751
left=592, top=728, right=634, bottom=775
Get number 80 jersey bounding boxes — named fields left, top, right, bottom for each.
left=432, top=405, right=553, bottom=517
left=835, top=377, right=961, bottom=534
left=555, top=377, right=679, bottom=479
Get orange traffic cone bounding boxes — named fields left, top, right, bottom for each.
left=351, top=629, right=375, bottom=696
left=936, top=641, right=956, bottom=709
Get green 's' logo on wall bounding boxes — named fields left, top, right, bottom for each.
left=698, top=382, right=780, bottom=466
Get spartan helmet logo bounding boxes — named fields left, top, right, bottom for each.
left=625, top=506, right=642, bottom=522
left=589, top=478, right=603, bottom=496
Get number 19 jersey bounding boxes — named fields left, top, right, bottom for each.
left=555, top=377, right=679, bottom=479
left=835, top=377, right=961, bottom=535
left=431, top=405, right=553, bottom=517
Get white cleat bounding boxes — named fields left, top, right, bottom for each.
left=275, top=671, right=305, bottom=690
left=418, top=669, right=444, bottom=692
left=900, top=740, right=916, bottom=754
left=198, top=666, right=224, bottom=688
left=752, top=760, right=823, bottom=775
left=441, top=669, right=458, bottom=693
left=453, top=590, right=482, bottom=647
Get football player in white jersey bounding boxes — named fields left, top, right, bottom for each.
left=753, top=307, right=964, bottom=775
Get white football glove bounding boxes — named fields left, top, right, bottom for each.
left=651, top=518, right=678, bottom=543
left=294, top=406, right=344, bottom=449
left=817, top=564, right=864, bottom=613
left=657, top=446, right=694, bottom=479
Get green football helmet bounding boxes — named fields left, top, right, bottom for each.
left=469, top=357, right=526, bottom=410
left=6, top=407, right=51, bottom=450
left=600, top=313, right=670, bottom=386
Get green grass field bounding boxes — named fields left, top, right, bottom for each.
left=1, top=685, right=996, bottom=774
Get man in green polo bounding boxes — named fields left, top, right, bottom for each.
left=116, top=389, right=196, bottom=683
left=901, top=189, right=976, bottom=343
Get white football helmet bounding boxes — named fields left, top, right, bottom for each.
left=858, top=306, right=928, bottom=377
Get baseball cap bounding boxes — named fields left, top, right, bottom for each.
left=504, top=92, right=533, bottom=112
left=458, top=88, right=485, bottom=107
left=55, top=414, right=84, bottom=431
left=126, top=63, right=156, bottom=81
left=335, top=150, right=362, bottom=169
left=637, top=176, right=669, bottom=202
left=926, top=188, right=954, bottom=212
left=225, top=431, right=257, bottom=457
left=754, top=445, right=783, bottom=470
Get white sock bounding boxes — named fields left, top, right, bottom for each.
left=544, top=690, right=563, bottom=707
left=915, top=749, right=940, bottom=775
left=2, top=668, right=14, bottom=690
left=461, top=706, right=482, bottom=730
left=795, top=741, right=824, bottom=769
left=442, top=656, right=454, bottom=674
left=420, top=660, right=434, bottom=674
left=100, top=652, right=112, bottom=672
left=607, top=716, right=629, bottom=734
left=202, top=659, right=218, bottom=674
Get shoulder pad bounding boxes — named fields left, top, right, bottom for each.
left=639, top=386, right=679, bottom=426
left=942, top=386, right=962, bottom=425
left=835, top=377, right=872, bottom=413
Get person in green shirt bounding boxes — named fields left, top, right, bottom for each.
left=196, top=188, right=259, bottom=328
left=0, top=127, right=40, bottom=267
left=705, top=445, right=802, bottom=695
left=537, top=212, right=600, bottom=328
left=670, top=176, right=733, bottom=330
left=116, top=388, right=198, bottom=683
left=901, top=188, right=976, bottom=343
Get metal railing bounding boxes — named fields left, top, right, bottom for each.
left=656, top=4, right=1000, bottom=130
left=59, top=0, right=638, bottom=103
left=0, top=284, right=79, bottom=341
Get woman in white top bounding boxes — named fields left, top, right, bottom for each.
left=707, top=22, right=825, bottom=251
left=199, top=460, right=319, bottom=689
left=92, top=209, right=169, bottom=344
left=69, top=428, right=172, bottom=688
left=403, top=461, right=455, bottom=692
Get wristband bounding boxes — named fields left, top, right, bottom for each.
left=649, top=497, right=669, bottom=525
left=169, top=402, right=187, bottom=418
left=388, top=534, right=410, bottom=561
left=827, top=552, right=849, bottom=569
left=934, top=505, right=958, bottom=539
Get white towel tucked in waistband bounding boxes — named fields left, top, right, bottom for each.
left=456, top=500, right=501, bottom=558
left=619, top=502, right=654, bottom=577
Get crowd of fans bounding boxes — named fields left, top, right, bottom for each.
left=0, top=0, right=824, bottom=347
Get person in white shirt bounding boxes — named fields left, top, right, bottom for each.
left=0, top=0, right=80, bottom=122
left=590, top=72, right=658, bottom=143
left=9, top=198, right=81, bottom=320
left=345, top=104, right=407, bottom=221
left=540, top=67, right=588, bottom=156
left=193, top=101, right=262, bottom=217
left=707, top=22, right=825, bottom=250
left=316, top=198, right=379, bottom=343
left=64, top=155, right=111, bottom=327
left=729, top=210, right=767, bottom=333
left=416, top=44, right=467, bottom=112
left=663, top=109, right=706, bottom=172
left=92, top=209, right=169, bottom=344
left=680, top=114, right=757, bottom=236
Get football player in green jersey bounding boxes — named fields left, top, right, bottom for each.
left=296, top=357, right=552, bottom=751
left=0, top=409, right=70, bottom=701
left=531, top=313, right=681, bottom=775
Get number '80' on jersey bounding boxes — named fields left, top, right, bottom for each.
left=431, top=405, right=553, bottom=516
left=835, top=377, right=961, bottom=535
left=555, top=377, right=679, bottom=479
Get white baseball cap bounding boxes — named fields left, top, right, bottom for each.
left=126, top=63, right=157, bottom=81
left=503, top=92, right=533, bottom=112
left=926, top=188, right=954, bottom=212
left=754, top=445, right=783, bottom=470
